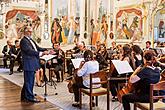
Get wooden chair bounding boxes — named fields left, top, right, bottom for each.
left=134, top=81, right=165, bottom=110
left=64, top=50, right=72, bottom=73
left=79, top=71, right=110, bottom=110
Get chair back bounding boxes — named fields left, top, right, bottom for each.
left=89, top=71, right=108, bottom=89
left=160, top=69, right=165, bottom=81
left=150, top=81, right=165, bottom=110
left=65, top=50, right=72, bottom=58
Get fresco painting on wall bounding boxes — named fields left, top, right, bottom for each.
left=5, top=10, right=41, bottom=43
left=116, top=8, right=143, bottom=42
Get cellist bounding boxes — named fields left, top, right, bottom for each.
left=72, top=50, right=100, bottom=107
left=122, top=50, right=160, bottom=110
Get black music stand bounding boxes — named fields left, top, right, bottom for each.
left=40, top=54, right=58, bottom=100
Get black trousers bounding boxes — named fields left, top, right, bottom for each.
left=52, top=63, right=63, bottom=81
left=110, top=79, right=126, bottom=97
left=122, top=93, right=149, bottom=110
left=72, top=82, right=87, bottom=102
left=66, top=59, right=73, bottom=76
left=10, top=56, right=22, bottom=72
left=3, top=55, right=10, bottom=68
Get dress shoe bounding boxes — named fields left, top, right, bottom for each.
left=21, top=97, right=27, bottom=101
left=112, top=96, right=118, bottom=102
left=72, top=102, right=80, bottom=107
left=36, top=83, right=42, bottom=87
left=26, top=98, right=40, bottom=103
left=9, top=71, right=13, bottom=75
left=17, top=68, right=23, bottom=72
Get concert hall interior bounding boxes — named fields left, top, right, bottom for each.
left=0, top=0, right=165, bottom=110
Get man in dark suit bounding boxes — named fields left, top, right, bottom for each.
left=8, top=40, right=23, bottom=75
left=2, top=40, right=13, bottom=68
left=20, top=26, right=48, bottom=103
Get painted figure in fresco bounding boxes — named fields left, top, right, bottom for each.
left=51, top=18, right=62, bottom=44
left=159, top=20, right=164, bottom=38
left=16, top=18, right=24, bottom=39
left=100, top=14, right=108, bottom=44
left=32, top=17, right=42, bottom=43
left=117, top=16, right=142, bottom=42
left=67, top=16, right=75, bottom=44
left=5, top=20, right=18, bottom=41
left=60, top=16, right=69, bottom=44
left=116, top=20, right=125, bottom=39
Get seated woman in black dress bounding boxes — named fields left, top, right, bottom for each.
left=131, top=45, right=143, bottom=70
left=122, top=50, right=160, bottom=110
left=110, top=44, right=133, bottom=101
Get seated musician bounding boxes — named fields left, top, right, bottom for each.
left=95, top=41, right=101, bottom=52
left=72, top=41, right=86, bottom=58
left=2, top=40, right=13, bottom=69
left=110, top=41, right=117, bottom=51
left=72, top=50, right=99, bottom=107
left=131, top=45, right=143, bottom=70
left=122, top=50, right=160, bottom=110
left=66, top=41, right=86, bottom=76
left=50, top=42, right=65, bottom=82
left=96, top=43, right=108, bottom=70
left=156, top=56, right=165, bottom=103
left=9, top=40, right=23, bottom=75
left=110, top=44, right=134, bottom=101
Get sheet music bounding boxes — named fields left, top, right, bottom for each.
left=71, top=58, right=84, bottom=69
left=112, top=60, right=133, bottom=74
left=40, top=54, right=56, bottom=61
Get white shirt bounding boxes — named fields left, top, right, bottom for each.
left=26, top=36, right=43, bottom=56
left=77, top=60, right=100, bottom=88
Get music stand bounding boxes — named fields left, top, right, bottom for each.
left=40, top=54, right=57, bottom=100
left=111, top=60, right=133, bottom=75
left=71, top=58, right=84, bottom=69
left=110, top=60, right=133, bottom=107
left=111, top=60, right=133, bottom=82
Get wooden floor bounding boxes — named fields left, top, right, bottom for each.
left=0, top=76, right=61, bottom=110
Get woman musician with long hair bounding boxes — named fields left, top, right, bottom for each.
left=122, top=50, right=160, bottom=110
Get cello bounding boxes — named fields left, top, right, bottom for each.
left=117, top=65, right=143, bottom=103
left=117, top=65, right=165, bottom=103
left=67, top=60, right=84, bottom=93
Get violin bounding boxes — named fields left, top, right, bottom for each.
left=159, top=56, right=165, bottom=63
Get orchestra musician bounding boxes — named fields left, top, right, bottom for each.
left=2, top=40, right=13, bottom=69
left=131, top=45, right=143, bottom=70
left=110, top=44, right=134, bottom=101
left=155, top=56, right=165, bottom=103
left=66, top=41, right=86, bottom=76
left=122, top=50, right=160, bottom=110
left=48, top=41, right=65, bottom=82
left=96, top=43, right=108, bottom=70
left=8, top=40, right=23, bottom=75
left=72, top=50, right=99, bottom=107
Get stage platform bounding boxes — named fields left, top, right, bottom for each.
left=0, top=75, right=62, bottom=110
